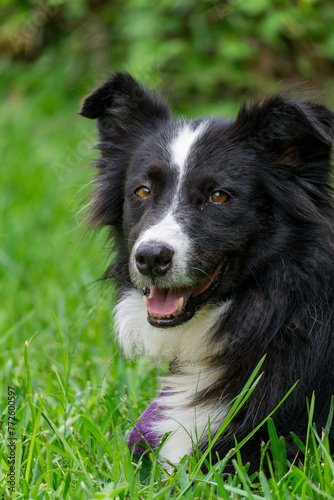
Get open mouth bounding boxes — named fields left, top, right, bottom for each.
left=142, top=258, right=228, bottom=328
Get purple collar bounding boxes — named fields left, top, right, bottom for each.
left=127, top=390, right=167, bottom=454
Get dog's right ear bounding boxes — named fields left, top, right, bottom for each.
left=79, top=73, right=170, bottom=140
left=79, top=74, right=170, bottom=229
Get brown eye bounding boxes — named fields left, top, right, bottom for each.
left=209, top=190, right=230, bottom=204
left=135, top=185, right=151, bottom=199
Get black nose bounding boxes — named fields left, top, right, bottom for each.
left=135, top=243, right=174, bottom=277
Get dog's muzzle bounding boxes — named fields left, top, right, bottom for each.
left=135, top=243, right=174, bottom=278
left=133, top=241, right=228, bottom=328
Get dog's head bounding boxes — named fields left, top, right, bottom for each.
left=80, top=73, right=334, bottom=330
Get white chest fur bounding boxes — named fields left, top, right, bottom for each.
left=114, top=289, right=230, bottom=362
left=152, top=368, right=228, bottom=463
left=115, top=289, right=231, bottom=462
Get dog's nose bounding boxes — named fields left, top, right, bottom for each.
left=135, top=243, right=174, bottom=277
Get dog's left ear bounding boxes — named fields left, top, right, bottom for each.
left=235, top=96, right=334, bottom=181
left=79, top=72, right=170, bottom=140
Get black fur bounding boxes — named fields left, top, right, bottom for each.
left=80, top=73, right=334, bottom=470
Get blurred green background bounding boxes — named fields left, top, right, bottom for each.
left=1, top=0, right=334, bottom=495
left=2, top=0, right=334, bottom=405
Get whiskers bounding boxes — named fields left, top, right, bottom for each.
left=191, top=266, right=212, bottom=281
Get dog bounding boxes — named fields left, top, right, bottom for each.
left=80, top=73, right=334, bottom=471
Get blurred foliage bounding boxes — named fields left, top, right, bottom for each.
left=1, top=0, right=334, bottom=116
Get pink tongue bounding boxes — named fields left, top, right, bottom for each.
left=147, top=287, right=191, bottom=316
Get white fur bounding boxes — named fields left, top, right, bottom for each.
left=131, top=212, right=190, bottom=283
left=115, top=289, right=231, bottom=462
left=154, top=368, right=229, bottom=463
left=114, top=288, right=231, bottom=362
left=171, top=122, right=207, bottom=177
left=130, top=123, right=207, bottom=285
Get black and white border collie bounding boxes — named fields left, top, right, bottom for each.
left=80, top=73, right=334, bottom=470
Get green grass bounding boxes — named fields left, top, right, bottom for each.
left=1, top=79, right=334, bottom=499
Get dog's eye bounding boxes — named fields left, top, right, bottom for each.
left=209, top=191, right=230, bottom=204
left=135, top=186, right=151, bottom=199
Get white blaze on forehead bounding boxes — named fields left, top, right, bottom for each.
left=171, top=122, right=207, bottom=176
left=131, top=122, right=207, bottom=284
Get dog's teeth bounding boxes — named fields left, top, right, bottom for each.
left=149, top=311, right=175, bottom=320
left=143, top=295, right=148, bottom=308
left=178, top=297, right=184, bottom=312
left=151, top=312, right=161, bottom=318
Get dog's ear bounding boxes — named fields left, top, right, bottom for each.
left=235, top=96, right=334, bottom=183
left=79, top=74, right=170, bottom=229
left=80, top=72, right=170, bottom=141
